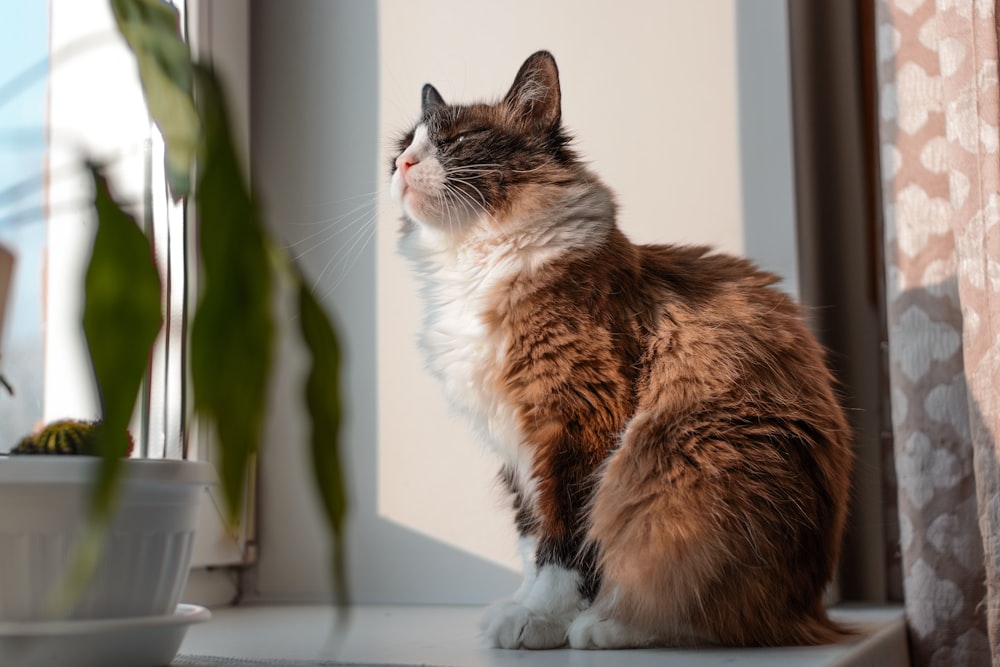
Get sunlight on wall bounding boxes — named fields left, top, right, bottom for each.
left=375, top=0, right=742, bottom=574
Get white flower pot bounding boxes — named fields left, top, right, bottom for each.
left=0, top=457, right=214, bottom=622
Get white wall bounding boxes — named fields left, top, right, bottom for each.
left=250, top=0, right=797, bottom=605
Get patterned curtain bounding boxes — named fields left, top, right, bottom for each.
left=876, top=0, right=1000, bottom=664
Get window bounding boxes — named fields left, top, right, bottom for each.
left=0, top=0, right=250, bottom=579
left=0, top=2, right=48, bottom=449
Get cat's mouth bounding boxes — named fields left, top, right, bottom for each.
left=391, top=170, right=429, bottom=226
left=391, top=159, right=448, bottom=227
left=390, top=167, right=411, bottom=205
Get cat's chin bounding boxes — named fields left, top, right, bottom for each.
left=392, top=187, right=442, bottom=231
left=395, top=189, right=422, bottom=220
left=401, top=209, right=480, bottom=240
left=397, top=199, right=438, bottom=231
left=390, top=174, right=426, bottom=221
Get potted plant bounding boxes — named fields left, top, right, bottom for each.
left=0, top=0, right=347, bottom=660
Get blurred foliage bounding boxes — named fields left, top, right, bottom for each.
left=298, top=275, right=348, bottom=603
left=188, top=65, right=273, bottom=521
left=76, top=0, right=348, bottom=601
left=84, top=166, right=163, bottom=518
left=110, top=0, right=199, bottom=197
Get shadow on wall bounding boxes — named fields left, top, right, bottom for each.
left=249, top=0, right=521, bottom=605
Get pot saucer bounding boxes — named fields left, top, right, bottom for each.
left=0, top=603, right=211, bottom=667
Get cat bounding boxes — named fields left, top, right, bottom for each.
left=390, top=50, right=854, bottom=650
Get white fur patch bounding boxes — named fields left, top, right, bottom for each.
left=568, top=608, right=655, bottom=649
left=480, top=602, right=568, bottom=649
left=512, top=536, right=538, bottom=602
left=480, top=564, right=584, bottom=649
left=399, top=223, right=541, bottom=509
left=521, top=564, right=583, bottom=615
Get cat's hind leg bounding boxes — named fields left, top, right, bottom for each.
left=578, top=423, right=728, bottom=647
left=583, top=411, right=845, bottom=647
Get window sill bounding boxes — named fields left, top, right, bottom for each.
left=178, top=604, right=908, bottom=666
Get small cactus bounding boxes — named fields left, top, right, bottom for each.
left=10, top=419, right=134, bottom=457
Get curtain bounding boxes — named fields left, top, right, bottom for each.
left=876, top=0, right=1000, bottom=664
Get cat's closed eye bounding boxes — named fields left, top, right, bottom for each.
left=434, top=132, right=464, bottom=148
left=443, top=128, right=489, bottom=146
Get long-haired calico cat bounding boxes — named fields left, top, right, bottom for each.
left=390, top=51, right=853, bottom=649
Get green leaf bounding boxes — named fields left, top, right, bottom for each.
left=82, top=165, right=163, bottom=517
left=297, top=276, right=348, bottom=604
left=110, top=0, right=199, bottom=197
left=190, top=65, right=272, bottom=523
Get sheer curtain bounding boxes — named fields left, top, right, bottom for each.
left=876, top=0, right=1000, bottom=663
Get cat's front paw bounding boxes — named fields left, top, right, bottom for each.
left=567, top=608, right=651, bottom=649
left=480, top=601, right=570, bottom=649
left=479, top=599, right=517, bottom=634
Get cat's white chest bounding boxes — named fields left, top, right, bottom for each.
left=420, top=265, right=498, bottom=414
left=403, top=232, right=536, bottom=498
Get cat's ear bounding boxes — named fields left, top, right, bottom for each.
left=422, top=84, right=445, bottom=113
left=503, top=51, right=561, bottom=131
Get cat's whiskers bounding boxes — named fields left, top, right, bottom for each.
left=288, top=212, right=371, bottom=267
left=439, top=188, right=459, bottom=239
left=444, top=174, right=486, bottom=189
left=447, top=162, right=503, bottom=170
left=286, top=198, right=377, bottom=258
left=440, top=173, right=497, bottom=223
left=434, top=181, right=457, bottom=238
left=440, top=186, right=477, bottom=240
left=446, top=168, right=502, bottom=177
left=285, top=193, right=378, bottom=298
left=310, top=207, right=378, bottom=298
left=509, top=154, right=558, bottom=174
left=444, top=180, right=514, bottom=246
left=441, top=161, right=537, bottom=245
left=445, top=176, right=497, bottom=212
left=298, top=189, right=382, bottom=215
left=442, top=179, right=487, bottom=217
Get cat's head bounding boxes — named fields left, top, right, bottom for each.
left=390, top=51, right=579, bottom=237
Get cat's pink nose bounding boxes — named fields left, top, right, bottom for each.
left=396, top=153, right=417, bottom=174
